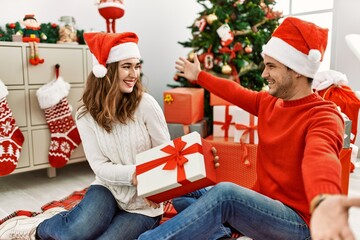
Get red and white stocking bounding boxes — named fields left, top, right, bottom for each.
left=37, top=77, right=81, bottom=168
left=0, top=80, right=24, bottom=176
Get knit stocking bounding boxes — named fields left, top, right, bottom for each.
left=0, top=80, right=24, bottom=176
left=36, top=77, right=81, bottom=168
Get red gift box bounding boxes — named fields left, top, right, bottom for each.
left=206, top=135, right=257, bottom=189
left=136, top=132, right=217, bottom=203
left=163, top=88, right=204, bottom=124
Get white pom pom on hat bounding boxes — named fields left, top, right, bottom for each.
left=262, top=17, right=328, bottom=78
left=84, top=32, right=141, bottom=78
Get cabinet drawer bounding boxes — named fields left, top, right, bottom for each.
left=32, top=128, right=85, bottom=165
left=7, top=89, right=27, bottom=127
left=29, top=87, right=83, bottom=126
left=17, top=130, right=30, bottom=168
left=27, top=47, right=85, bottom=85
left=0, top=46, right=24, bottom=85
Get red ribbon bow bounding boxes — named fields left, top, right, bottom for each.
left=136, top=138, right=203, bottom=185
left=213, top=106, right=233, bottom=138
left=219, top=42, right=243, bottom=60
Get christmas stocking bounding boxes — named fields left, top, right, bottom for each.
left=0, top=80, right=24, bottom=176
left=36, top=77, right=81, bottom=168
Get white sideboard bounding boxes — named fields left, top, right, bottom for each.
left=0, top=41, right=93, bottom=177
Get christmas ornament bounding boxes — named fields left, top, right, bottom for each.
left=16, top=14, right=47, bottom=65
left=36, top=66, right=81, bottom=168
left=244, top=45, right=253, bottom=54
left=221, top=64, right=232, bottom=75
left=194, top=18, right=207, bottom=33
left=188, top=51, right=195, bottom=62
left=0, top=80, right=24, bottom=176
left=204, top=53, right=214, bottom=70
left=219, top=42, right=243, bottom=60
left=206, top=13, right=218, bottom=25
left=97, top=0, right=125, bottom=33
left=216, top=23, right=234, bottom=46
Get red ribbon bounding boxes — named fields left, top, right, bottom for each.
left=219, top=42, right=243, bottom=60
left=136, top=138, right=203, bottom=185
left=234, top=114, right=257, bottom=166
left=213, top=105, right=233, bottom=138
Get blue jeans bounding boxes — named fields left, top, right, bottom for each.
left=36, top=185, right=161, bottom=240
left=138, top=182, right=311, bottom=240
left=172, top=186, right=232, bottom=240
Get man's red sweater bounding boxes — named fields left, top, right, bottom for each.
left=196, top=71, right=344, bottom=225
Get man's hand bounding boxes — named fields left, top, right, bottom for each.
left=175, top=54, right=202, bottom=81
left=310, top=195, right=360, bottom=240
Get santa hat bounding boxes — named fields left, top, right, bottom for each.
left=262, top=17, right=328, bottom=78
left=84, top=32, right=141, bottom=78
left=312, top=70, right=348, bottom=91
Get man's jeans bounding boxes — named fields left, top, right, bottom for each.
left=37, top=185, right=161, bottom=240
left=172, top=186, right=232, bottom=239
left=138, top=182, right=311, bottom=240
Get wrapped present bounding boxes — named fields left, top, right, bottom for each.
left=206, top=135, right=257, bottom=189
left=210, top=93, right=233, bottom=106
left=340, top=148, right=352, bottom=195
left=136, top=131, right=217, bottom=203
left=233, top=108, right=258, bottom=144
left=213, top=105, right=240, bottom=138
left=163, top=88, right=204, bottom=124
left=167, top=119, right=208, bottom=140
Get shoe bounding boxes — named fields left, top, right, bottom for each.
left=0, top=207, right=66, bottom=240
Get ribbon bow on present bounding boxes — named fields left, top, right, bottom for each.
left=213, top=106, right=234, bottom=138
left=164, top=94, right=174, bottom=104
left=136, top=138, right=203, bottom=185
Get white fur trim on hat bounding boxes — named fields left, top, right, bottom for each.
left=0, top=79, right=9, bottom=100
left=92, top=42, right=141, bottom=78
left=262, top=37, right=321, bottom=78
left=312, top=70, right=348, bottom=91
left=36, top=77, right=70, bottom=109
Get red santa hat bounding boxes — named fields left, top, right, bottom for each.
left=262, top=17, right=328, bottom=78
left=84, top=32, right=141, bottom=78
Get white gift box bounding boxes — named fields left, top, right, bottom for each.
left=233, top=108, right=258, bottom=144
left=213, top=105, right=240, bottom=138
left=136, top=131, right=216, bottom=203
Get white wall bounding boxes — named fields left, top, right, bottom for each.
left=0, top=0, right=202, bottom=108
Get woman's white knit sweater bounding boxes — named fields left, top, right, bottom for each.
left=76, top=93, right=170, bottom=217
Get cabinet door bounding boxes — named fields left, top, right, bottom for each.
left=7, top=89, right=27, bottom=127
left=17, top=130, right=30, bottom=168
left=27, top=47, right=85, bottom=85
left=0, top=46, right=24, bottom=85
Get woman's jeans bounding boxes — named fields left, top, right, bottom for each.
left=36, top=185, right=161, bottom=240
left=138, top=182, right=311, bottom=240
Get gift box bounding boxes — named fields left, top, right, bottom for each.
left=233, top=108, right=258, bottom=144
left=167, top=119, right=208, bottom=140
left=340, top=148, right=352, bottom=195
left=210, top=93, right=233, bottom=106
left=343, top=119, right=352, bottom=148
left=163, top=87, right=204, bottom=125
left=136, top=131, right=217, bottom=203
left=213, top=105, right=240, bottom=138
left=205, top=135, right=257, bottom=189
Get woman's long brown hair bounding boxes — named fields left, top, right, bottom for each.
left=78, top=61, right=143, bottom=133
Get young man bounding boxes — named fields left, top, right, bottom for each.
left=138, top=17, right=360, bottom=240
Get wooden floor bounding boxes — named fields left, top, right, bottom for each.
left=0, top=161, right=359, bottom=239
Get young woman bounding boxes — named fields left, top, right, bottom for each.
left=0, top=32, right=170, bottom=240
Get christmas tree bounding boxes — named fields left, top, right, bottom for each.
left=169, top=0, right=282, bottom=126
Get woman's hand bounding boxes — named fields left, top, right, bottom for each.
left=144, top=198, right=160, bottom=209
left=132, top=171, right=137, bottom=186
left=212, top=146, right=220, bottom=169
